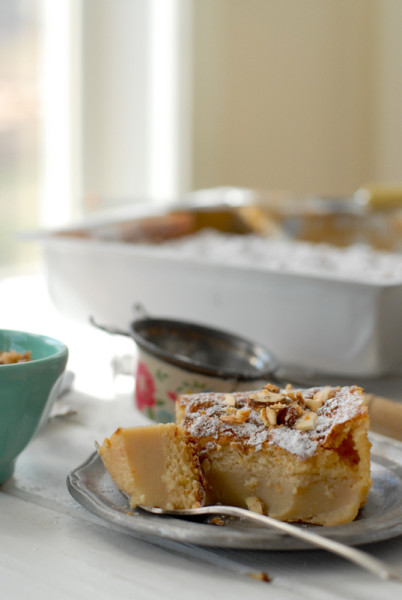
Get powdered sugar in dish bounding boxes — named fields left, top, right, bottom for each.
left=152, top=230, right=402, bottom=284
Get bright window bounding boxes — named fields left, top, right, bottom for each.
left=0, top=0, right=42, bottom=277
left=0, top=0, right=192, bottom=280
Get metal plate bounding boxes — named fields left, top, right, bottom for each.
left=67, top=433, right=402, bottom=550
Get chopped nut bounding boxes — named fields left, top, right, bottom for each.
left=277, top=404, right=303, bottom=427
left=249, top=390, right=269, bottom=400
left=265, top=406, right=277, bottom=425
left=236, top=406, right=251, bottom=423
left=285, top=390, right=304, bottom=403
left=263, top=383, right=280, bottom=393
left=259, top=406, right=278, bottom=427
left=305, top=386, right=336, bottom=412
left=305, top=397, right=323, bottom=412
left=221, top=407, right=251, bottom=424
left=294, top=411, right=318, bottom=431
left=269, top=402, right=288, bottom=410
left=0, top=350, right=32, bottom=364
left=220, top=414, right=237, bottom=424
left=223, top=393, right=236, bottom=406
left=237, top=407, right=251, bottom=421
left=246, top=572, right=271, bottom=583
left=209, top=516, right=225, bottom=526
left=259, top=407, right=271, bottom=427
left=266, top=392, right=287, bottom=403
left=250, top=391, right=286, bottom=404
left=245, top=496, right=265, bottom=514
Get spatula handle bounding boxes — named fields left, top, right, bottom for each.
left=366, top=394, right=402, bottom=441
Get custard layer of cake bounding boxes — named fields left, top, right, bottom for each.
left=176, top=384, right=372, bottom=526
left=98, top=423, right=206, bottom=509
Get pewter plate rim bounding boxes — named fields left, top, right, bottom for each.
left=67, top=432, right=402, bottom=550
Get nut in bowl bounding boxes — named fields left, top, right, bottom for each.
left=129, top=318, right=277, bottom=423
left=0, top=329, right=68, bottom=484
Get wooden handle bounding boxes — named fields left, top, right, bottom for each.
left=365, top=394, right=402, bottom=441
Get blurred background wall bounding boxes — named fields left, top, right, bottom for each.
left=80, top=0, right=402, bottom=201
left=192, top=0, right=376, bottom=195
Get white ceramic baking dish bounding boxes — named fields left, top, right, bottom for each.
left=31, top=193, right=402, bottom=379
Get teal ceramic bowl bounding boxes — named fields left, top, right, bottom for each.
left=0, top=329, right=68, bottom=484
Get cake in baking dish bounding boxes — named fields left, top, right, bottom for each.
left=176, top=383, right=372, bottom=526
left=98, top=423, right=206, bottom=510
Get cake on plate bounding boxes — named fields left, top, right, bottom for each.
left=98, top=383, right=371, bottom=526
left=176, top=383, right=372, bottom=526
left=98, top=422, right=206, bottom=510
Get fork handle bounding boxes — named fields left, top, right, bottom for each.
left=207, top=505, right=402, bottom=583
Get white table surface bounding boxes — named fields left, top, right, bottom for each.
left=1, top=274, right=402, bottom=599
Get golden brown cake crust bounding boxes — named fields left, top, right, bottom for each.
left=176, top=385, right=369, bottom=461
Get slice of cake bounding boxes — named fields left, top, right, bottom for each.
left=176, top=384, right=372, bottom=526
left=98, top=423, right=206, bottom=509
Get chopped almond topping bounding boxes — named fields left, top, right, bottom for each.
left=263, top=383, right=280, bottom=393
left=294, top=411, right=318, bottom=432
left=285, top=390, right=304, bottom=403
left=259, top=407, right=270, bottom=427
left=237, top=407, right=251, bottom=420
left=223, top=393, right=236, bottom=406
left=265, top=406, right=277, bottom=426
left=315, top=385, right=336, bottom=403
left=305, top=386, right=335, bottom=411
left=220, top=414, right=236, bottom=424
left=266, top=392, right=287, bottom=403
left=269, top=402, right=288, bottom=410
left=249, top=390, right=270, bottom=400
left=250, top=391, right=286, bottom=404
left=221, top=407, right=251, bottom=425
left=305, top=397, right=323, bottom=412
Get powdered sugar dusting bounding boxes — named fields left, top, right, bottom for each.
left=313, top=386, right=366, bottom=440
left=269, top=428, right=318, bottom=459
left=178, top=385, right=367, bottom=461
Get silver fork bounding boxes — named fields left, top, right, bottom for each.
left=139, top=504, right=402, bottom=583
